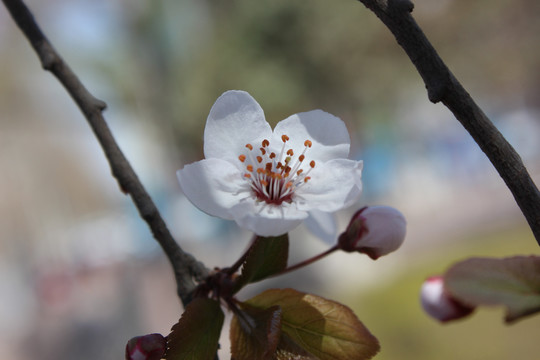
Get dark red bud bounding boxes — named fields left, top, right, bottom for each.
left=125, top=333, right=167, bottom=360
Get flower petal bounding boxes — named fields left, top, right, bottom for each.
left=304, top=210, right=337, bottom=245
left=177, top=158, right=248, bottom=220
left=204, top=90, right=272, bottom=163
left=273, top=110, right=350, bottom=162
left=230, top=201, right=308, bottom=236
left=296, top=159, right=363, bottom=212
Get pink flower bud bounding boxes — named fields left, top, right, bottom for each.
left=125, top=333, right=167, bottom=360
left=420, top=276, right=474, bottom=322
left=338, top=206, right=406, bottom=259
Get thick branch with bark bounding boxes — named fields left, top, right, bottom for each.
left=2, top=0, right=209, bottom=305
left=358, top=0, right=540, bottom=244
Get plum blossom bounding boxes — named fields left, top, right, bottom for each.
left=177, top=90, right=363, bottom=237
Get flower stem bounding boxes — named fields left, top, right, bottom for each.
left=274, top=245, right=339, bottom=277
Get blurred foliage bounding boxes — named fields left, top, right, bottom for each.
left=86, top=0, right=540, bottom=166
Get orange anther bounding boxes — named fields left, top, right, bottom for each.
left=246, top=165, right=253, bottom=172
left=297, top=169, right=303, bottom=175
left=310, top=160, right=316, bottom=168
left=269, top=152, right=276, bottom=159
left=281, top=135, right=289, bottom=142
left=261, top=180, right=269, bottom=186
left=299, top=155, right=305, bottom=162
left=244, top=173, right=252, bottom=178
left=285, top=181, right=293, bottom=188
left=304, top=176, right=311, bottom=183
left=260, top=148, right=266, bottom=155
left=287, top=149, right=294, bottom=156
left=266, top=163, right=273, bottom=171
left=262, top=139, right=270, bottom=147
left=285, top=166, right=292, bottom=173
left=257, top=168, right=264, bottom=173
left=277, top=162, right=283, bottom=169
left=304, top=140, right=312, bottom=148
left=238, top=154, right=246, bottom=162
left=245, top=143, right=253, bottom=150
left=257, top=156, right=263, bottom=163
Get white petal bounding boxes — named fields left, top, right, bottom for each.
left=230, top=201, right=308, bottom=236
left=304, top=210, right=337, bottom=245
left=177, top=158, right=248, bottom=220
left=297, top=159, right=363, bottom=212
left=273, top=110, right=350, bottom=162
left=204, top=90, right=272, bottom=163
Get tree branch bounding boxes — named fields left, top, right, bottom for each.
left=2, top=0, right=209, bottom=305
left=357, top=0, right=540, bottom=245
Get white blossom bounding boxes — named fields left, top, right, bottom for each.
left=177, top=90, right=363, bottom=236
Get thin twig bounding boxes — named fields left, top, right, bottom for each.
left=357, top=0, right=540, bottom=245
left=2, top=0, right=209, bottom=305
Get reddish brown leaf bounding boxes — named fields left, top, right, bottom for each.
left=245, top=288, right=380, bottom=360
left=230, top=305, right=282, bottom=360
left=444, top=256, right=540, bottom=323
left=166, top=298, right=224, bottom=360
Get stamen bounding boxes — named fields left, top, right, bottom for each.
left=237, top=135, right=314, bottom=206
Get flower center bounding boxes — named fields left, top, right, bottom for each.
left=238, top=135, right=316, bottom=205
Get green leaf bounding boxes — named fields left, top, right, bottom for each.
left=235, top=235, right=289, bottom=290
left=244, top=288, right=380, bottom=360
left=444, top=256, right=540, bottom=323
left=230, top=305, right=282, bottom=360
left=166, top=298, right=224, bottom=360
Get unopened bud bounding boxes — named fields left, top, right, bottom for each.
left=125, top=333, right=167, bottom=360
left=338, top=206, right=406, bottom=259
left=420, top=276, right=474, bottom=322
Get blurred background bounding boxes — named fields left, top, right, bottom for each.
left=1, top=0, right=540, bottom=359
